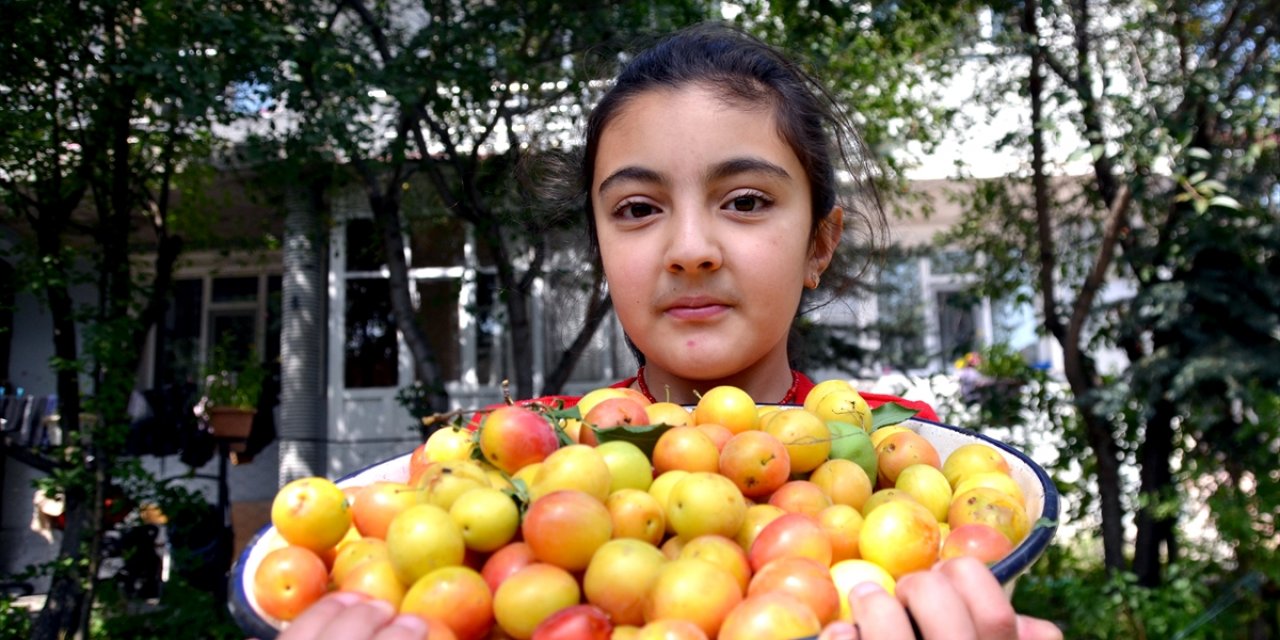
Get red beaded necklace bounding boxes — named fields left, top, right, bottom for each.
left=634, top=366, right=802, bottom=405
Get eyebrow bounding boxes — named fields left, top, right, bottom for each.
left=705, top=156, right=792, bottom=184
left=596, top=166, right=665, bottom=198
left=595, top=156, right=793, bottom=198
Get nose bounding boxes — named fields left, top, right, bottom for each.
left=663, top=206, right=722, bottom=274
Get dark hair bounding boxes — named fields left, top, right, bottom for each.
left=580, top=22, right=888, bottom=261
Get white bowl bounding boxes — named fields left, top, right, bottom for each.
left=229, top=416, right=1059, bottom=639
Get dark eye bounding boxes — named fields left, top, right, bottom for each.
left=625, top=202, right=656, bottom=218
left=731, top=195, right=764, bottom=212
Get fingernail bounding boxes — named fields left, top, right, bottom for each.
left=366, top=598, right=396, bottom=617
left=850, top=582, right=886, bottom=598
left=330, top=591, right=365, bottom=605
left=391, top=615, right=429, bottom=633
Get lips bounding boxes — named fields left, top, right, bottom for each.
left=662, top=295, right=733, bottom=321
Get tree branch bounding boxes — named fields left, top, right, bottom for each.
left=1066, top=184, right=1131, bottom=353
left=542, top=273, right=614, bottom=395
left=339, top=0, right=394, bottom=66
left=407, top=104, right=476, bottom=225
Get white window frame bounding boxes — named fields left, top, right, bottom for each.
left=142, top=253, right=282, bottom=389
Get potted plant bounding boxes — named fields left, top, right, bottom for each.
left=195, top=343, right=267, bottom=443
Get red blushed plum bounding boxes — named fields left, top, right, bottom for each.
left=399, top=565, right=494, bottom=640
left=480, top=541, right=536, bottom=595
left=747, top=556, right=841, bottom=625
left=718, top=431, right=791, bottom=499
left=717, top=591, right=822, bottom=640
left=645, top=558, right=743, bottom=639
left=940, top=522, right=1015, bottom=564
left=767, top=480, right=833, bottom=518
left=652, top=426, right=721, bottom=474
left=521, top=490, right=613, bottom=572
left=530, top=604, right=613, bottom=640
left=479, top=406, right=560, bottom=475
left=748, top=512, right=833, bottom=572
left=581, top=397, right=652, bottom=446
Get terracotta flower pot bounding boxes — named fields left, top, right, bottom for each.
left=208, top=406, right=256, bottom=440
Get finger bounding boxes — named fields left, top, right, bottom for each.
left=278, top=592, right=369, bottom=640
left=935, top=558, right=1019, bottom=639
left=818, top=621, right=858, bottom=640
left=370, top=614, right=431, bottom=640
left=848, top=582, right=914, bottom=640
left=894, top=570, right=977, bottom=640
left=313, top=597, right=399, bottom=639
left=1018, top=615, right=1065, bottom=640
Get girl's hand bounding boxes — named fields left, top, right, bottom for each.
left=274, top=592, right=429, bottom=640
left=819, top=557, right=1063, bottom=640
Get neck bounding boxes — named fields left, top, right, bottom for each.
left=634, top=361, right=796, bottom=405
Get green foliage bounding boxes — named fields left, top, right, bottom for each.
left=0, top=1, right=283, bottom=636
left=932, top=0, right=1279, bottom=607
left=0, top=597, right=33, bottom=640
left=92, top=577, right=242, bottom=640
left=396, top=378, right=448, bottom=435
left=1015, top=544, right=1273, bottom=640
left=199, top=337, right=267, bottom=411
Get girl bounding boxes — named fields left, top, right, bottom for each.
left=280, top=23, right=1059, bottom=640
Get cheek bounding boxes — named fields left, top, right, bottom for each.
left=600, top=247, right=648, bottom=307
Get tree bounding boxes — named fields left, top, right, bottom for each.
left=256, top=1, right=712, bottom=418
left=942, top=0, right=1278, bottom=628
left=0, top=1, right=274, bottom=636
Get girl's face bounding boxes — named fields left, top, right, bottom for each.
left=591, top=84, right=842, bottom=400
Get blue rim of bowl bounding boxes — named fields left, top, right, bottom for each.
left=228, top=453, right=414, bottom=640
left=907, top=415, right=1061, bottom=582
left=228, top=521, right=281, bottom=640
left=228, top=415, right=1059, bottom=639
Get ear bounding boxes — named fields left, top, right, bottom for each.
left=805, top=207, right=844, bottom=288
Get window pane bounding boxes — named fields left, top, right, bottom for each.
left=157, top=278, right=204, bottom=385
left=407, top=214, right=466, bottom=268
left=937, top=290, right=980, bottom=363
left=212, top=276, right=258, bottom=304
left=346, top=218, right=387, bottom=272
left=266, top=276, right=282, bottom=366
left=875, top=257, right=928, bottom=371
left=412, top=279, right=461, bottom=382
left=345, top=279, right=398, bottom=388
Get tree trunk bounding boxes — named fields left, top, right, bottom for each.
left=478, top=218, right=536, bottom=400
left=1133, top=394, right=1177, bottom=585
left=371, top=192, right=450, bottom=430
left=1079, top=407, right=1128, bottom=570
left=31, top=206, right=86, bottom=640
left=1026, top=0, right=1127, bottom=571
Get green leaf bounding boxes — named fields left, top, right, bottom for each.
left=1208, top=194, right=1241, bottom=210
left=1185, top=146, right=1212, bottom=160
left=1033, top=517, right=1058, bottom=530
left=544, top=405, right=582, bottom=422
left=591, top=423, right=676, bottom=457
left=870, top=402, right=920, bottom=430
left=507, top=477, right=531, bottom=515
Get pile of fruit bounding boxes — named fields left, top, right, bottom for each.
left=251, top=379, right=1034, bottom=640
